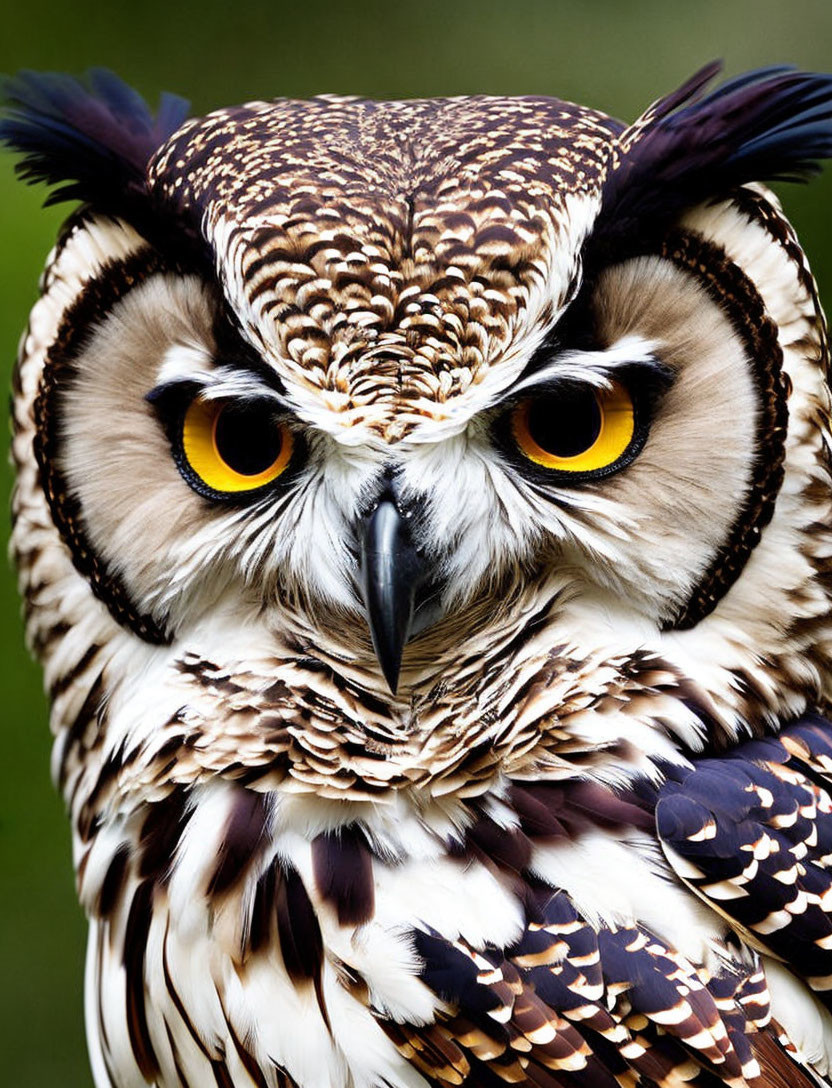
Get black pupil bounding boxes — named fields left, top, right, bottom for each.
left=214, top=404, right=282, bottom=476
left=527, top=388, right=602, bottom=458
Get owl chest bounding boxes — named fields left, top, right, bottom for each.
left=75, top=777, right=745, bottom=1088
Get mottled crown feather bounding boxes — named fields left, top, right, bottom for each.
left=594, top=62, right=832, bottom=249
left=0, top=68, right=189, bottom=212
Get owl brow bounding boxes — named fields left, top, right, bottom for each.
left=146, top=365, right=293, bottom=422
left=506, top=337, right=671, bottom=399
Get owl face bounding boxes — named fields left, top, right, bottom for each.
left=57, top=238, right=760, bottom=641
left=6, top=67, right=832, bottom=800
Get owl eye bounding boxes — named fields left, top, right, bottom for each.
left=511, top=380, right=636, bottom=475
left=180, top=397, right=294, bottom=496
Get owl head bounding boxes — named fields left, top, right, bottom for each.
left=5, top=65, right=832, bottom=802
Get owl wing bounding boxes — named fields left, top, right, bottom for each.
left=382, top=899, right=774, bottom=1088
left=655, top=718, right=832, bottom=1071
left=376, top=720, right=832, bottom=1087
left=656, top=719, right=832, bottom=984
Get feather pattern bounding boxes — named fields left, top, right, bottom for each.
left=656, top=718, right=832, bottom=1000
left=381, top=721, right=832, bottom=1085
left=65, top=720, right=832, bottom=1087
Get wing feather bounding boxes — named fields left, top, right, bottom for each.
left=384, top=895, right=762, bottom=1086
left=656, top=719, right=832, bottom=999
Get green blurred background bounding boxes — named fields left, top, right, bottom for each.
left=1, top=1, right=831, bottom=1083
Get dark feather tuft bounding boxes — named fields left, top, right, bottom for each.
left=594, top=62, right=832, bottom=250
left=311, top=826, right=376, bottom=925
left=0, top=68, right=189, bottom=212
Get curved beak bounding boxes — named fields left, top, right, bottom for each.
left=359, top=498, right=433, bottom=694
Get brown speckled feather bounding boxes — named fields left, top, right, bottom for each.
left=149, top=96, right=617, bottom=438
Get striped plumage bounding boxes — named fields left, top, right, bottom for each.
left=5, top=64, right=832, bottom=1087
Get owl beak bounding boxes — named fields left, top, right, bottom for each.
left=359, top=497, right=430, bottom=695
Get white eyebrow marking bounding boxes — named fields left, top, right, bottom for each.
left=511, top=335, right=660, bottom=396
left=155, top=341, right=216, bottom=386
left=155, top=343, right=287, bottom=403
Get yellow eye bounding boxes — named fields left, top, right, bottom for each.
left=511, top=380, right=635, bottom=474
left=181, top=397, right=293, bottom=495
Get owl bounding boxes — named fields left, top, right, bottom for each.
left=6, top=61, right=832, bottom=1088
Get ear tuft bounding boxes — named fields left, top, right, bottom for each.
left=594, top=63, right=832, bottom=250
left=0, top=69, right=190, bottom=211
